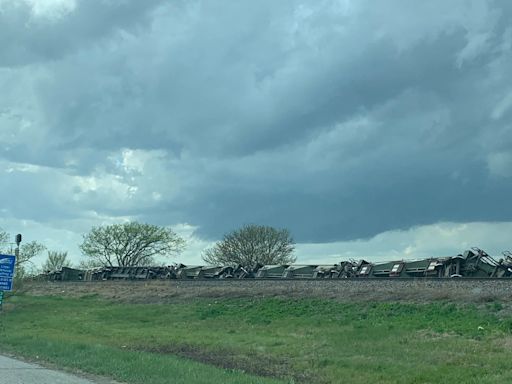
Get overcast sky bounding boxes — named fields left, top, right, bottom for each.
left=1, top=0, right=511, bottom=267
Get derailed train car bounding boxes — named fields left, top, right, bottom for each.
left=362, top=248, right=512, bottom=278
left=40, top=248, right=512, bottom=281
left=335, top=248, right=512, bottom=279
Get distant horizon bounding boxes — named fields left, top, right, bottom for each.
left=2, top=220, right=511, bottom=270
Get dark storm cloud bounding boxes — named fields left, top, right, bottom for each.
left=1, top=0, right=512, bottom=243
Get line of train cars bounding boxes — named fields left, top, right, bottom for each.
left=42, top=248, right=512, bottom=282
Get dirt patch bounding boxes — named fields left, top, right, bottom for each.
left=493, top=336, right=512, bottom=351
left=416, top=329, right=458, bottom=340
left=135, top=343, right=319, bottom=383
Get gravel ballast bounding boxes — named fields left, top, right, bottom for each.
left=18, top=279, right=512, bottom=303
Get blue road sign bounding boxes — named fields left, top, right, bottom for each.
left=0, top=254, right=16, bottom=291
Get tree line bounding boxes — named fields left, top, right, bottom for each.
left=0, top=222, right=296, bottom=276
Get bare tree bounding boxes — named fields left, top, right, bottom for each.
left=0, top=229, right=8, bottom=250
left=77, top=259, right=104, bottom=269
left=202, top=224, right=296, bottom=267
left=17, top=241, right=46, bottom=266
left=42, top=251, right=71, bottom=272
left=16, top=241, right=47, bottom=278
left=80, top=222, right=186, bottom=267
left=0, top=231, right=45, bottom=278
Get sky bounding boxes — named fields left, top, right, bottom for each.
left=1, top=0, right=511, bottom=267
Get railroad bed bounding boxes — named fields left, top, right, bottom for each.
left=19, top=279, right=512, bottom=303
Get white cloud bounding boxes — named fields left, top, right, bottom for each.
left=172, top=223, right=214, bottom=265
left=296, top=221, right=512, bottom=264
left=23, top=0, right=77, bottom=20
left=491, top=90, right=512, bottom=120
left=487, top=151, right=512, bottom=178
left=456, top=32, right=491, bottom=67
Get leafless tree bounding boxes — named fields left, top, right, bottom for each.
left=77, top=259, right=104, bottom=269
left=16, top=241, right=47, bottom=278
left=0, top=230, right=45, bottom=278
left=42, top=251, right=71, bottom=272
left=80, top=222, right=186, bottom=267
left=0, top=229, right=8, bottom=249
left=202, top=224, right=296, bottom=267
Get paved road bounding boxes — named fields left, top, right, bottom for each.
left=0, top=355, right=117, bottom=384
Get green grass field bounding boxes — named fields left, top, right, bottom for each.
left=1, top=293, right=512, bottom=383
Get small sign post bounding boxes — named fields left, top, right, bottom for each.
left=0, top=254, right=16, bottom=310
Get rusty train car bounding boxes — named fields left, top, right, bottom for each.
left=42, top=248, right=512, bottom=282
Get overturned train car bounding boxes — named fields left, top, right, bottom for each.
left=41, top=248, right=512, bottom=282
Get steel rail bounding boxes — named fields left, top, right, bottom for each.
left=50, top=276, right=512, bottom=283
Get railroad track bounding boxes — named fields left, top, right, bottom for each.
left=63, top=276, right=512, bottom=282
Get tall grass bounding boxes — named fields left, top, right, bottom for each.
left=2, top=294, right=512, bottom=383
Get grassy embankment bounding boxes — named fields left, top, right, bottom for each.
left=1, top=293, right=512, bottom=383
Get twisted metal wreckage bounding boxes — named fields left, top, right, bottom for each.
left=40, top=248, right=512, bottom=281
